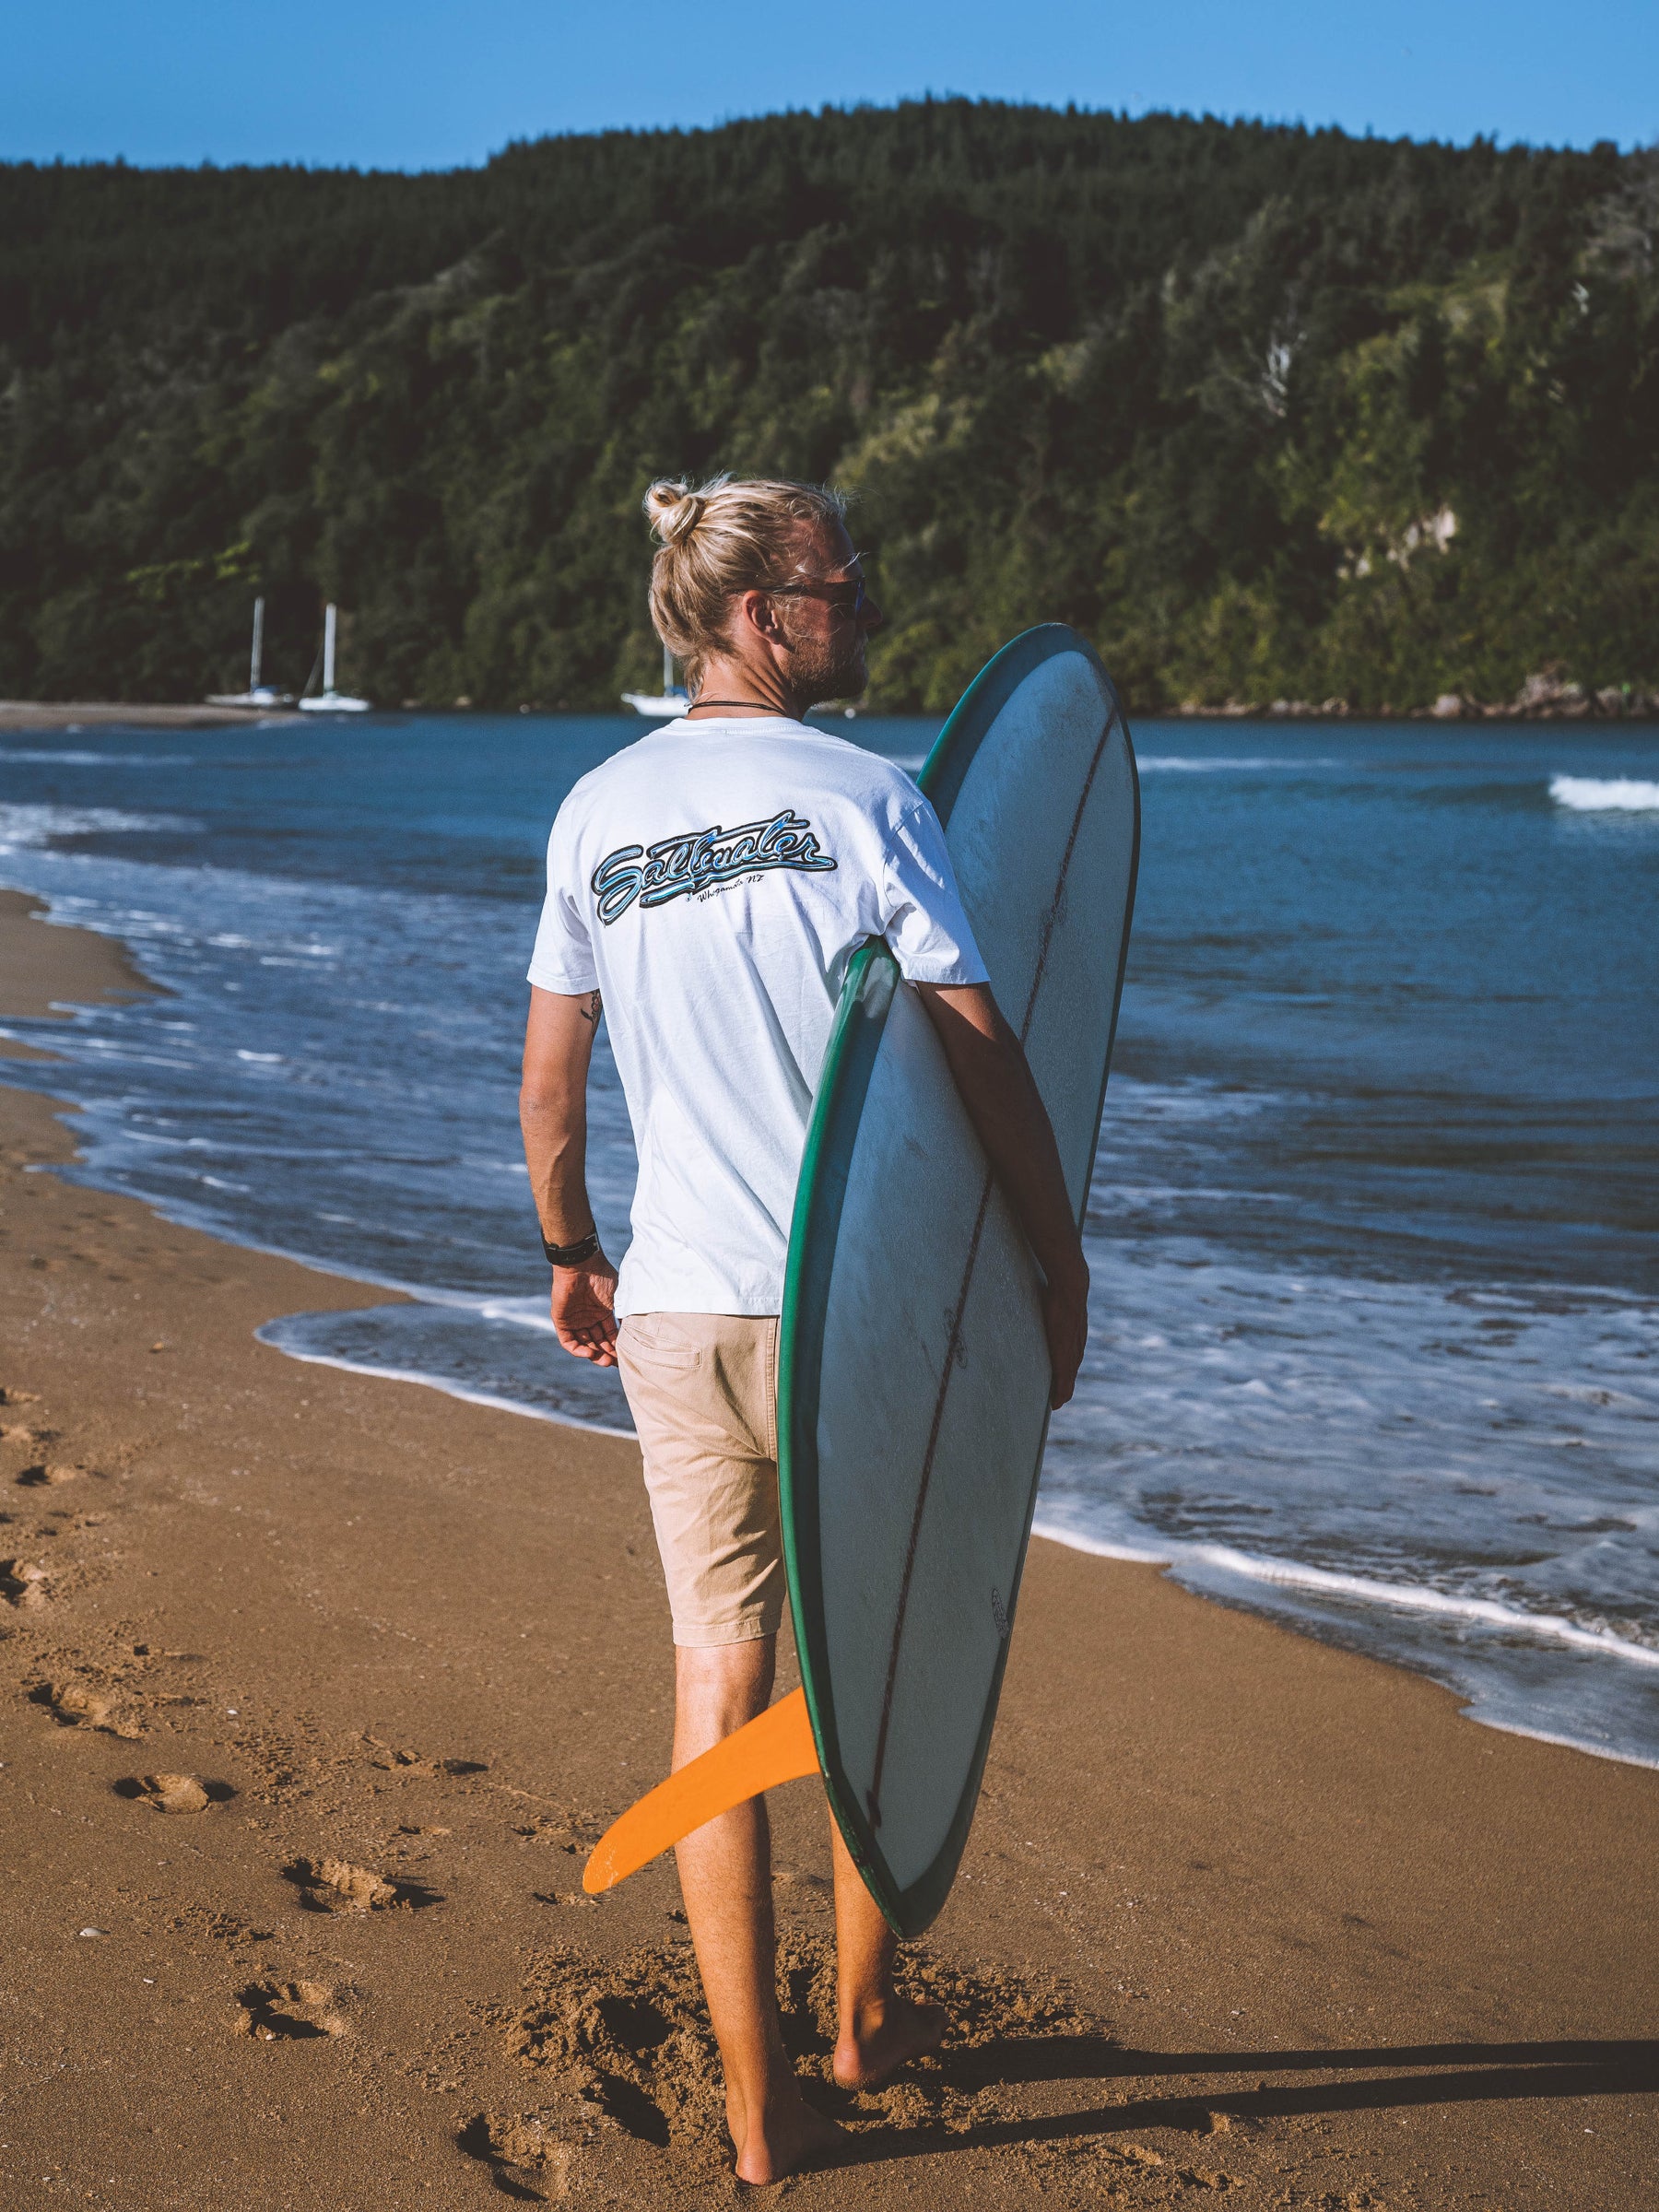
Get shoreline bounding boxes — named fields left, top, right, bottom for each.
left=4, top=697, right=1658, bottom=728
left=1, top=889, right=1656, bottom=2205
left=241, top=1312, right=1659, bottom=1775
left=0, top=886, right=158, bottom=1046
left=1030, top=1516, right=1659, bottom=1775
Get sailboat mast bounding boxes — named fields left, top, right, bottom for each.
left=323, top=604, right=337, bottom=695
left=250, top=596, right=265, bottom=691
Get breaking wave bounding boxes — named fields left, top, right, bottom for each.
left=1549, top=775, right=1659, bottom=812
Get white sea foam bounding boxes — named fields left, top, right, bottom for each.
left=1186, top=1544, right=1659, bottom=1665
left=1548, top=775, right=1659, bottom=812
left=477, top=1296, right=560, bottom=1334
left=0, top=803, right=198, bottom=849
left=0, top=750, right=192, bottom=767
left=1105, top=1076, right=1277, bottom=1124
left=1088, top=1181, right=1291, bottom=1208
left=1030, top=1523, right=1172, bottom=1567
left=1034, top=1519, right=1659, bottom=1662
left=1443, top=1715, right=1659, bottom=1772
left=1137, top=756, right=1333, bottom=772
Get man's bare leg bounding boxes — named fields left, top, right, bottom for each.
left=829, top=1821, right=947, bottom=2088
left=672, top=1640, right=843, bottom=2183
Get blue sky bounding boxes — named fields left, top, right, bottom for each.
left=4, top=0, right=1654, bottom=171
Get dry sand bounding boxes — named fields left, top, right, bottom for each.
left=0, top=888, right=1654, bottom=2209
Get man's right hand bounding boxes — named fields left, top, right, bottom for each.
left=1041, top=1251, right=1090, bottom=1409
left=551, top=1252, right=620, bottom=1366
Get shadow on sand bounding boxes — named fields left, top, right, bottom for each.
left=837, top=2033, right=1659, bottom=2165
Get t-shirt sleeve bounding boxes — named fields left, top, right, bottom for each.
left=879, top=797, right=989, bottom=986
left=526, top=803, right=599, bottom=994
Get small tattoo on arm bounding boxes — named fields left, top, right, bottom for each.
left=579, top=991, right=602, bottom=1027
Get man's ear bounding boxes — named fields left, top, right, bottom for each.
left=736, top=588, right=786, bottom=646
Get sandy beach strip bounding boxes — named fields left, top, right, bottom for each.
left=0, top=702, right=300, bottom=730
left=0, top=887, right=1654, bottom=2209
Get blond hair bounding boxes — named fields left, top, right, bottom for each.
left=643, top=474, right=849, bottom=689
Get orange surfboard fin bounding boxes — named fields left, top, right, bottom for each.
left=582, top=1686, right=820, bottom=1895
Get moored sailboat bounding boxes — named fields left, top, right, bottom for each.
left=620, top=642, right=688, bottom=718
left=207, top=596, right=296, bottom=709
left=299, top=604, right=371, bottom=713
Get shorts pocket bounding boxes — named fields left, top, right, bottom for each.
left=619, top=1314, right=703, bottom=1371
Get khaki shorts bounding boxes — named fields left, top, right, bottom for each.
left=616, top=1312, right=784, bottom=1648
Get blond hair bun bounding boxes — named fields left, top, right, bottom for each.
left=643, top=477, right=707, bottom=547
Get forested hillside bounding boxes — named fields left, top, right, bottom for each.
left=1, top=103, right=1654, bottom=712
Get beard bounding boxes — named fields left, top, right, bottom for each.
left=782, top=613, right=867, bottom=708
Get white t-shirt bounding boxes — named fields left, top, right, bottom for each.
left=527, top=714, right=987, bottom=1318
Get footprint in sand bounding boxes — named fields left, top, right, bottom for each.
left=284, top=1855, right=442, bottom=1913
left=457, top=2103, right=613, bottom=2200
left=15, top=1462, right=86, bottom=1489
left=0, top=1389, right=41, bottom=1407
left=512, top=1816, right=591, bottom=1854
left=234, top=1978, right=348, bottom=2041
left=29, top=1679, right=143, bottom=1737
left=363, top=1736, right=488, bottom=1779
left=2, top=1559, right=51, bottom=1609
left=507, top=1933, right=1113, bottom=2163
left=114, top=1772, right=236, bottom=1816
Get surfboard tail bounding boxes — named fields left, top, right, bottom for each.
left=582, top=1687, right=821, bottom=1894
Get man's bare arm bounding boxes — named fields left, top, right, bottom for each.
left=915, top=981, right=1089, bottom=1408
left=520, top=985, right=619, bottom=1367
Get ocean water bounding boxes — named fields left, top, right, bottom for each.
left=2, top=713, right=1656, bottom=1766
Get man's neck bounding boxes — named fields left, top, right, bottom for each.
left=686, top=652, right=804, bottom=720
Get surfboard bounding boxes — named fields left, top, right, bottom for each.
left=776, top=623, right=1139, bottom=1936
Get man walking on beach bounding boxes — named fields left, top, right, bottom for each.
left=520, top=475, right=1089, bottom=2182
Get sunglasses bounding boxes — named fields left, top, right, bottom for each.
left=757, top=558, right=873, bottom=622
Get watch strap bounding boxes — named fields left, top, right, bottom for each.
left=542, top=1226, right=599, bottom=1268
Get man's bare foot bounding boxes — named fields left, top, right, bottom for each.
left=832, top=1994, right=947, bottom=2091
left=734, top=2090, right=845, bottom=2184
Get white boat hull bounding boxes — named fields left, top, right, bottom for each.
left=299, top=692, right=371, bottom=714
left=620, top=691, right=688, bottom=718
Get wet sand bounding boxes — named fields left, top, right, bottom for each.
left=0, top=889, right=157, bottom=1038
left=1, top=888, right=1655, bottom=2208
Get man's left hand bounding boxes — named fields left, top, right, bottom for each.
left=551, top=1253, right=620, bottom=1366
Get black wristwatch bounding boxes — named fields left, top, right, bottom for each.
left=542, top=1225, right=599, bottom=1268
